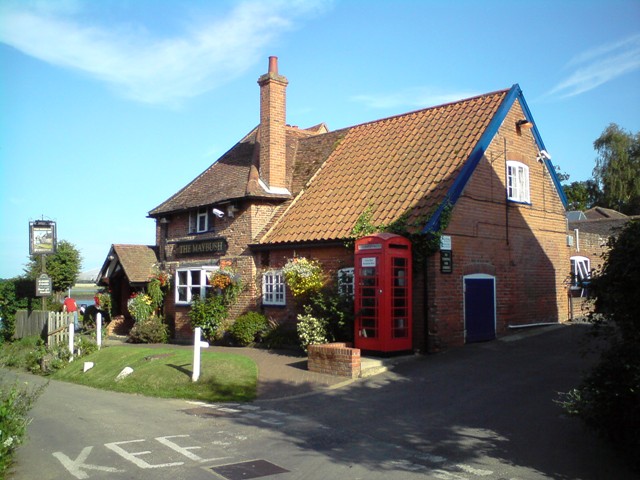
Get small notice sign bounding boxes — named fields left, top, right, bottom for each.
left=36, top=273, right=52, bottom=297
left=361, top=257, right=377, bottom=267
left=440, top=235, right=452, bottom=251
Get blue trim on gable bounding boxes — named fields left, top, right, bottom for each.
left=518, top=90, right=568, bottom=208
left=423, top=84, right=520, bottom=233
left=422, top=84, right=567, bottom=234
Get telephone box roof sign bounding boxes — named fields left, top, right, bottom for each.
left=29, top=220, right=57, bottom=255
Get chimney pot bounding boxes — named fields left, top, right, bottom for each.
left=268, top=56, right=278, bottom=75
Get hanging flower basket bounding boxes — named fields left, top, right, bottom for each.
left=282, top=257, right=324, bottom=297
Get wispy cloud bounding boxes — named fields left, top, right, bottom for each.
left=0, top=0, right=331, bottom=106
left=351, top=86, right=479, bottom=110
left=547, top=33, right=640, bottom=98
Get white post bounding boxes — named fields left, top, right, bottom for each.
left=68, top=322, right=74, bottom=357
left=192, top=327, right=209, bottom=382
left=96, top=312, right=102, bottom=350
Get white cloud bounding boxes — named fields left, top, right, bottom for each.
left=0, top=0, right=331, bottom=106
left=351, top=86, right=479, bottom=110
left=547, top=33, right=640, bottom=98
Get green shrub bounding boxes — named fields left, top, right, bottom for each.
left=0, top=336, right=41, bottom=369
left=297, top=309, right=328, bottom=353
left=559, top=220, right=640, bottom=469
left=306, top=289, right=354, bottom=343
left=26, top=340, right=71, bottom=375
left=0, top=376, right=46, bottom=476
left=229, top=312, right=268, bottom=346
left=262, top=321, right=299, bottom=350
left=75, top=335, right=99, bottom=357
left=189, top=295, right=228, bottom=342
left=128, top=315, right=169, bottom=344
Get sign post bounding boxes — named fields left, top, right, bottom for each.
left=192, top=327, right=209, bottom=382
left=29, top=219, right=57, bottom=311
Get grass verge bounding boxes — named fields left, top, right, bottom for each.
left=51, top=346, right=257, bottom=402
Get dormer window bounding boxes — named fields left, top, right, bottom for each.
left=506, top=161, right=530, bottom=203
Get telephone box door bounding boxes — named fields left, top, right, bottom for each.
left=354, top=233, right=412, bottom=353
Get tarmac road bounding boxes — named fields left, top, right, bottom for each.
left=6, top=324, right=636, bottom=479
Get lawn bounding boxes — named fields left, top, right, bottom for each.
left=51, top=345, right=257, bottom=402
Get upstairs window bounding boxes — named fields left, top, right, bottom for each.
left=570, top=256, right=591, bottom=286
left=506, top=161, right=530, bottom=203
left=189, top=207, right=213, bottom=234
left=262, top=270, right=285, bottom=306
left=338, top=267, right=354, bottom=297
left=175, top=267, right=217, bottom=304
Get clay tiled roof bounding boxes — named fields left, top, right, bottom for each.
left=98, top=244, right=158, bottom=286
left=149, top=125, right=323, bottom=216
left=583, top=207, right=628, bottom=220
left=260, top=89, right=509, bottom=245
left=114, top=245, right=159, bottom=283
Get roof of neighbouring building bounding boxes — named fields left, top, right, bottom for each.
left=583, top=207, right=629, bottom=220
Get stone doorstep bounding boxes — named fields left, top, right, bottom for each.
left=359, top=354, right=417, bottom=378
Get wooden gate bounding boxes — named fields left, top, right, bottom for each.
left=14, top=310, right=73, bottom=346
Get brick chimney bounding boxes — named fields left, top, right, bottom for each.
left=257, top=56, right=289, bottom=192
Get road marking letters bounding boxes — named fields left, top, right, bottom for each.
left=53, top=435, right=228, bottom=479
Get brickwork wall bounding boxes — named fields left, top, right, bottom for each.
left=307, top=343, right=361, bottom=378
left=159, top=201, right=286, bottom=342
left=422, top=100, right=571, bottom=350
left=261, top=244, right=353, bottom=326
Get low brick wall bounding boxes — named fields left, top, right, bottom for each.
left=307, top=343, right=361, bottom=378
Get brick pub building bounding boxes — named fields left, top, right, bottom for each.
left=102, top=57, right=571, bottom=352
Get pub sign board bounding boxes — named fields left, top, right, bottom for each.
left=29, top=220, right=57, bottom=255
left=36, top=273, right=52, bottom=297
left=174, top=238, right=228, bottom=258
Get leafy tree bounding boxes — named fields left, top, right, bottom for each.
left=558, top=220, right=640, bottom=469
left=593, top=123, right=640, bottom=214
left=562, top=179, right=601, bottom=211
left=0, top=278, right=36, bottom=342
left=25, top=240, right=82, bottom=294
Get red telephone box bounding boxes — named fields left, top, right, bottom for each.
left=354, top=233, right=412, bottom=353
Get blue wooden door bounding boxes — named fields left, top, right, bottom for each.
left=464, top=276, right=496, bottom=343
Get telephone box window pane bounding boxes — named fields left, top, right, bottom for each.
left=362, top=297, right=376, bottom=307
left=394, top=298, right=406, bottom=307
left=362, top=287, right=376, bottom=297
left=394, top=270, right=406, bottom=287
left=394, top=287, right=407, bottom=298
left=361, top=267, right=376, bottom=277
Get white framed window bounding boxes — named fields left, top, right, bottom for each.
left=189, top=207, right=211, bottom=234
left=175, top=266, right=218, bottom=304
left=570, top=256, right=591, bottom=286
left=338, top=267, right=354, bottom=297
left=262, top=270, right=285, bottom=306
left=506, top=161, right=530, bottom=203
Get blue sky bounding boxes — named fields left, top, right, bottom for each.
left=1, top=0, right=639, bottom=279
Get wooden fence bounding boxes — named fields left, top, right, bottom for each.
left=14, top=310, right=74, bottom=347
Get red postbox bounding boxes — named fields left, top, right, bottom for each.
left=354, top=233, right=412, bottom=353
